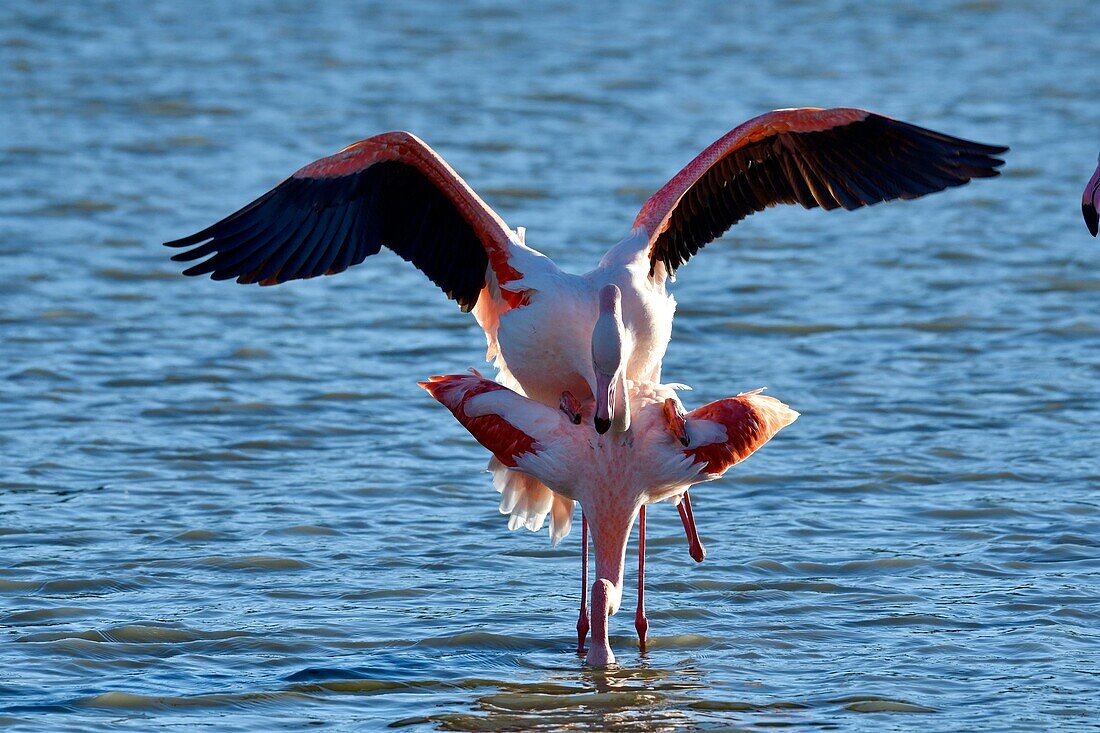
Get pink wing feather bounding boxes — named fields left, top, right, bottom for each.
left=420, top=374, right=550, bottom=468
left=683, top=390, right=799, bottom=477
left=422, top=373, right=576, bottom=544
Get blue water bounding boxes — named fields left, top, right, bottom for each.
left=1, top=1, right=1098, bottom=730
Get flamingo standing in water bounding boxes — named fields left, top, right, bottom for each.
left=421, top=310, right=797, bottom=665
left=420, top=283, right=798, bottom=665
left=1083, top=154, right=1100, bottom=236
left=166, top=107, right=1005, bottom=545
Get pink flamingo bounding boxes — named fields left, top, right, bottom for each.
left=421, top=370, right=796, bottom=666
left=1083, top=155, right=1100, bottom=236
left=166, top=109, right=1005, bottom=547
left=421, top=284, right=798, bottom=665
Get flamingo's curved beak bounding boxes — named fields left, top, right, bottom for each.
left=594, top=370, right=614, bottom=434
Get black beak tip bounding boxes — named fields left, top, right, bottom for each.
left=594, top=416, right=611, bottom=434
left=1084, top=203, right=1099, bottom=237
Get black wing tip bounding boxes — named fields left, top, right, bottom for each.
left=976, top=150, right=1009, bottom=174
left=965, top=156, right=1007, bottom=179
left=170, top=249, right=205, bottom=263
left=164, top=232, right=209, bottom=248
left=959, top=141, right=1009, bottom=157
left=180, top=262, right=213, bottom=278
left=873, top=113, right=1011, bottom=155
left=177, top=258, right=262, bottom=282
left=941, top=140, right=1008, bottom=175
left=1084, top=202, right=1099, bottom=237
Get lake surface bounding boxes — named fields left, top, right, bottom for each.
left=1, top=1, right=1098, bottom=730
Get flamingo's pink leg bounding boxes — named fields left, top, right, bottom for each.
left=677, top=491, right=707, bottom=563
left=635, top=506, right=649, bottom=653
left=576, top=514, right=589, bottom=654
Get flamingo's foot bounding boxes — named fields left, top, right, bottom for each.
left=662, top=397, right=689, bottom=446
left=634, top=609, right=649, bottom=654
left=576, top=604, right=589, bottom=655
left=677, top=494, right=707, bottom=563
left=559, top=390, right=582, bottom=424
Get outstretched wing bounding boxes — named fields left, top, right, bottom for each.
left=633, top=108, right=1008, bottom=276
left=165, top=132, right=521, bottom=311
left=683, top=389, right=799, bottom=478
left=420, top=373, right=578, bottom=544
left=1083, top=156, right=1100, bottom=237
left=419, top=373, right=564, bottom=468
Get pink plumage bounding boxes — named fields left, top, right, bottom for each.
left=422, top=371, right=797, bottom=666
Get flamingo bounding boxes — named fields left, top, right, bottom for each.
left=1083, top=154, right=1100, bottom=236
left=420, top=367, right=797, bottom=666
left=419, top=283, right=797, bottom=665
left=166, top=108, right=1006, bottom=547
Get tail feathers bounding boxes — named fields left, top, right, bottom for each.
left=548, top=492, right=574, bottom=546
left=490, top=457, right=574, bottom=545
left=685, top=390, right=798, bottom=476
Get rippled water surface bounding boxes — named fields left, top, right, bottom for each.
left=2, top=1, right=1099, bottom=730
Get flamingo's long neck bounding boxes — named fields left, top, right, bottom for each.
left=584, top=495, right=640, bottom=666
left=612, top=369, right=631, bottom=433
left=587, top=578, right=616, bottom=666
left=591, top=507, right=636, bottom=597
left=592, top=284, right=632, bottom=434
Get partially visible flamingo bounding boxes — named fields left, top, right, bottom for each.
left=1083, top=154, right=1100, bottom=236
left=166, top=108, right=1006, bottom=545
left=421, top=371, right=796, bottom=666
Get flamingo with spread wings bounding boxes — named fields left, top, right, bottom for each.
left=167, top=108, right=1006, bottom=544
left=421, top=368, right=797, bottom=666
